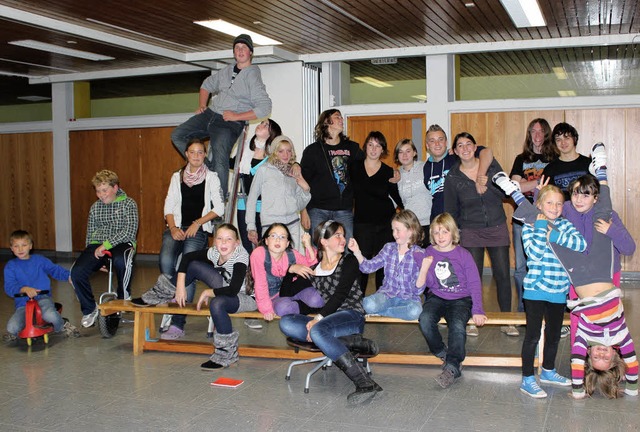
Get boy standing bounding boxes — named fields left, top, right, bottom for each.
left=542, top=122, right=591, bottom=199
left=4, top=230, right=79, bottom=341
left=70, top=170, right=138, bottom=328
left=171, top=34, right=272, bottom=197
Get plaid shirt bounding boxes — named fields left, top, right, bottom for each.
left=359, top=242, right=425, bottom=302
left=522, top=217, right=586, bottom=304
left=86, top=188, right=138, bottom=249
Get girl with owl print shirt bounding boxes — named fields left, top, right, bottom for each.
left=414, top=213, right=486, bottom=389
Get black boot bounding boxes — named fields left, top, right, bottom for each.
left=338, top=334, right=379, bottom=357
left=334, top=351, right=382, bottom=406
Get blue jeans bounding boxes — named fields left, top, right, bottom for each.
left=307, top=208, right=354, bottom=245
left=171, top=109, right=245, bottom=198
left=159, top=227, right=208, bottom=328
left=363, top=292, right=422, bottom=320
left=237, top=209, right=261, bottom=253
left=512, top=221, right=526, bottom=312
left=70, top=242, right=136, bottom=315
left=466, top=245, right=512, bottom=312
left=279, top=310, right=365, bottom=360
left=418, top=293, right=472, bottom=377
left=7, top=297, right=64, bottom=335
left=209, top=295, right=240, bottom=334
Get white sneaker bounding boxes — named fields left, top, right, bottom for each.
left=466, top=324, right=479, bottom=337
left=244, top=319, right=263, bottom=330
left=501, top=325, right=520, bottom=337
left=81, top=305, right=99, bottom=328
left=589, top=142, right=607, bottom=176
left=492, top=171, right=520, bottom=195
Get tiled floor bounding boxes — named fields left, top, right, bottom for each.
left=1, top=257, right=639, bottom=431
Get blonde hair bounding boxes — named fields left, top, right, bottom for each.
left=9, top=229, right=33, bottom=245
left=267, top=135, right=297, bottom=165
left=535, top=184, right=564, bottom=206
left=429, top=213, right=460, bottom=246
left=92, top=169, right=119, bottom=188
left=584, top=349, right=626, bottom=398
left=392, top=210, right=423, bottom=247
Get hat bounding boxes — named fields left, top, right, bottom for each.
left=233, top=34, right=254, bottom=53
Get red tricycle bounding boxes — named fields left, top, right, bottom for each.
left=14, top=290, right=62, bottom=346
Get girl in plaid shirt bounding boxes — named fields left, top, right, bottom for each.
left=348, top=210, right=425, bottom=320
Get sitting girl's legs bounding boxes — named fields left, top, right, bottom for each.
left=273, top=287, right=324, bottom=316
left=442, top=296, right=472, bottom=377
left=363, top=292, right=422, bottom=320
left=418, top=293, right=447, bottom=359
left=209, top=295, right=240, bottom=334
left=279, top=313, right=313, bottom=342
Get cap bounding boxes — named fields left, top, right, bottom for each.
left=233, top=34, right=254, bottom=53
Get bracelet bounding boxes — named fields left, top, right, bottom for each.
left=170, top=226, right=178, bottom=231
left=194, top=220, right=202, bottom=227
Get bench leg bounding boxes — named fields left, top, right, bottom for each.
left=132, top=311, right=153, bottom=355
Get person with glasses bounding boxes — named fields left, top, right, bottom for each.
left=245, top=136, right=311, bottom=253
left=248, top=223, right=322, bottom=320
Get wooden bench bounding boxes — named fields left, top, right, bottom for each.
left=99, top=300, right=569, bottom=368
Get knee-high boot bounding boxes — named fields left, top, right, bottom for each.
left=203, top=330, right=240, bottom=369
left=338, top=334, right=379, bottom=357
left=334, top=351, right=382, bottom=406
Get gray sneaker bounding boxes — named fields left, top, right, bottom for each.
left=81, top=305, right=99, bottom=328
left=2, top=333, right=17, bottom=343
left=435, top=368, right=456, bottom=389
left=244, top=319, right=263, bottom=330
left=61, top=319, right=81, bottom=338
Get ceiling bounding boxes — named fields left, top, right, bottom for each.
left=0, top=0, right=639, bottom=105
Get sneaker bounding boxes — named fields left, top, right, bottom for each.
left=160, top=314, right=172, bottom=332
left=589, top=142, right=607, bottom=176
left=466, top=324, right=479, bottom=337
left=160, top=325, right=185, bottom=340
left=501, top=325, right=520, bottom=337
left=201, top=360, right=224, bottom=370
left=81, top=305, right=99, bottom=328
left=560, top=325, right=570, bottom=339
left=434, top=368, right=456, bottom=389
left=2, top=333, right=17, bottom=342
left=244, top=319, right=263, bottom=330
left=61, top=319, right=81, bottom=338
left=520, top=376, right=547, bottom=398
left=539, top=368, right=571, bottom=386
left=492, top=171, right=520, bottom=195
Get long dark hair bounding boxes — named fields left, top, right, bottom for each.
left=245, top=223, right=294, bottom=296
left=521, top=118, right=557, bottom=163
left=314, top=109, right=348, bottom=143
left=313, top=220, right=344, bottom=261
left=452, top=132, right=477, bottom=149
left=249, top=118, right=282, bottom=152
left=363, top=131, right=389, bottom=157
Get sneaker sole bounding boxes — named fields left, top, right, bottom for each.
left=520, top=388, right=547, bottom=398
left=539, top=379, right=571, bottom=387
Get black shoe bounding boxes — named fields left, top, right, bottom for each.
left=131, top=297, right=152, bottom=307
left=201, top=360, right=224, bottom=370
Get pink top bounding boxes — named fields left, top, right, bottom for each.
left=250, top=246, right=317, bottom=315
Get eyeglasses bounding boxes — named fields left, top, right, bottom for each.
left=268, top=233, right=288, bottom=240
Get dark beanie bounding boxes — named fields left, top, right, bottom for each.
left=233, top=34, right=254, bottom=53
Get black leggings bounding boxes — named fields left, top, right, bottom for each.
left=521, top=299, right=566, bottom=376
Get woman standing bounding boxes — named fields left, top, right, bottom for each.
left=444, top=132, right=518, bottom=336
left=279, top=220, right=381, bottom=406
left=508, top=119, right=557, bottom=312
left=158, top=138, right=224, bottom=339
left=395, top=138, right=432, bottom=246
left=350, top=131, right=403, bottom=291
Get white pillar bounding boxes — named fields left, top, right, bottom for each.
left=425, top=54, right=455, bottom=139
left=51, top=82, right=73, bottom=252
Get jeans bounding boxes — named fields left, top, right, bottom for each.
left=171, top=260, right=224, bottom=330
left=466, top=245, right=512, bottom=312
left=7, top=297, right=64, bottom=335
left=418, top=293, right=471, bottom=376
left=521, top=299, right=565, bottom=376
left=70, top=242, right=136, bottom=315
left=307, top=208, right=354, bottom=246
left=171, top=109, right=245, bottom=198
left=512, top=221, right=526, bottom=312
left=159, top=227, right=208, bottom=328
left=237, top=209, right=261, bottom=253
left=363, top=292, right=422, bottom=320
left=279, top=310, right=365, bottom=360
left=209, top=295, right=240, bottom=334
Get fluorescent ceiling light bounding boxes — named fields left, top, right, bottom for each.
left=558, top=90, right=576, bottom=97
left=553, top=67, right=567, bottom=80
left=8, top=40, right=114, bottom=61
left=499, top=0, right=546, bottom=27
left=194, top=20, right=281, bottom=46
left=17, top=95, right=51, bottom=102
left=354, top=76, right=393, bottom=88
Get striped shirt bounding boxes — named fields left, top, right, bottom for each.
left=569, top=288, right=638, bottom=396
left=522, top=217, right=586, bottom=304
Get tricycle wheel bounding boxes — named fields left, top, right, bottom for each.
left=98, top=313, right=120, bottom=338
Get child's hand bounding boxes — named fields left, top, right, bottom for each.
left=595, top=218, right=612, bottom=235
left=289, top=264, right=315, bottom=279
left=175, top=284, right=187, bottom=308
left=248, top=230, right=259, bottom=245
left=420, top=256, right=434, bottom=272
left=347, top=238, right=359, bottom=253
left=536, top=213, right=547, bottom=221
left=20, top=287, right=40, bottom=298
left=301, top=232, right=312, bottom=248
left=476, top=175, right=488, bottom=195
left=196, top=289, right=213, bottom=311
left=536, top=175, right=550, bottom=190
left=389, top=169, right=401, bottom=184
left=263, top=312, right=275, bottom=322
left=472, top=314, right=487, bottom=327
